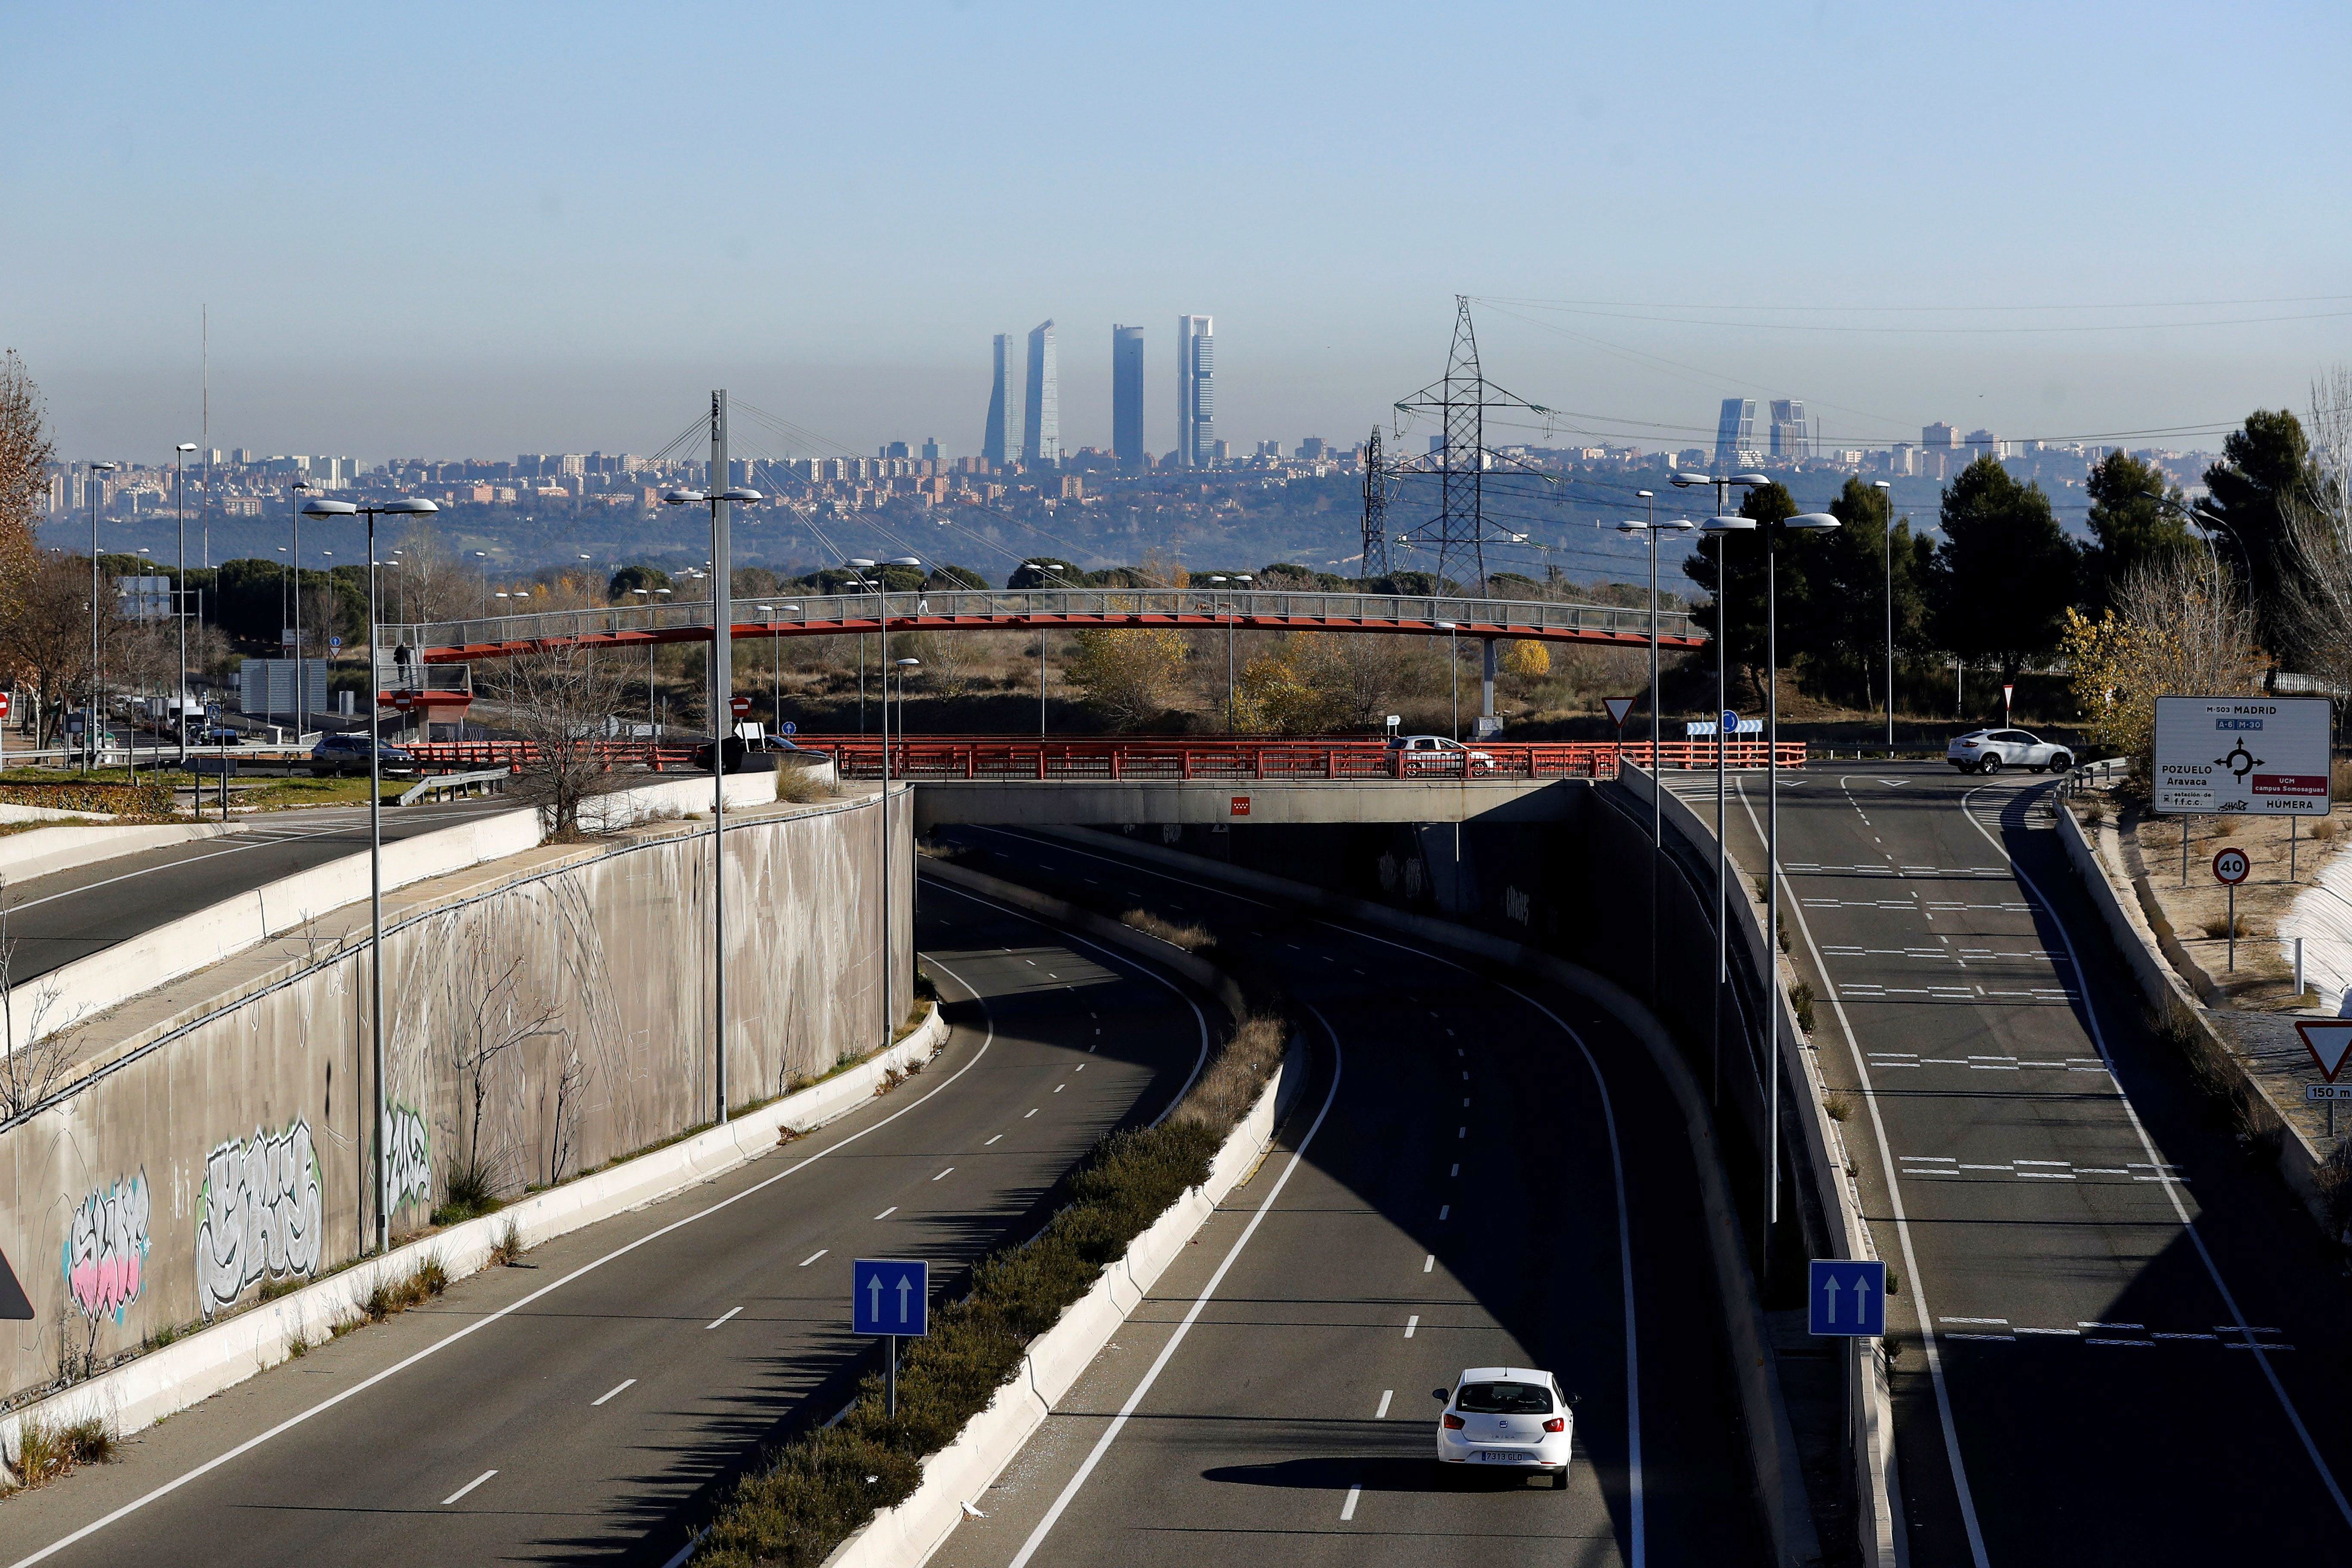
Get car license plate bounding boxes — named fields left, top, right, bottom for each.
left=1476, top=1449, right=1534, bottom=1464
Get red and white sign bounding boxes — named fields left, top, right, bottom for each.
left=1230, top=795, right=1251, bottom=817
left=2297, top=1020, right=2352, bottom=1084
left=1603, top=697, right=1635, bottom=728
left=2211, top=847, right=2250, bottom=886
left=0, top=692, right=11, bottom=719
left=729, top=696, right=753, bottom=717
left=389, top=692, right=416, bottom=711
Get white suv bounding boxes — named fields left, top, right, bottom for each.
left=1434, top=1367, right=1575, bottom=1487
left=1946, top=728, right=2073, bottom=775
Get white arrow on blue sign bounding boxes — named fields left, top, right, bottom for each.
left=852, top=1257, right=929, bottom=1338
left=1808, top=1258, right=1886, bottom=1337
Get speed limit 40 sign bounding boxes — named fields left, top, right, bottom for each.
left=2212, top=847, right=2251, bottom=885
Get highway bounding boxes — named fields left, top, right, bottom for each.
left=0, top=886, right=1211, bottom=1567
left=1689, top=760, right=2352, bottom=1565
left=0, top=799, right=524, bottom=986
left=928, top=827, right=1766, bottom=1568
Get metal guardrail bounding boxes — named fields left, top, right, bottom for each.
left=384, top=586, right=1701, bottom=659
left=396, top=766, right=515, bottom=806
left=793, top=735, right=1807, bottom=782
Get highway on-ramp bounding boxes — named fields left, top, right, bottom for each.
left=1697, top=760, right=2352, bottom=1566
left=0, top=886, right=1209, bottom=1567
left=925, top=828, right=1767, bottom=1568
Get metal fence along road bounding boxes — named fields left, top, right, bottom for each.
left=385, top=585, right=1703, bottom=662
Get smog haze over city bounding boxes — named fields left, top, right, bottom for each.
left=10, top=2, right=2349, bottom=469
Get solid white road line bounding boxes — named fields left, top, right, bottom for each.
left=1004, top=1009, right=1342, bottom=1568
left=1375, top=1390, right=1393, bottom=1418
left=706, top=1308, right=741, bottom=1329
left=874, top=1207, right=897, bottom=1220
left=1341, top=1484, right=1362, bottom=1521
left=799, top=1250, right=828, bottom=1266
left=592, top=1378, right=636, bottom=1406
left=1955, top=781, right=2352, bottom=1535
left=441, top=1470, right=497, bottom=1506
left=3, top=955, right=1003, bottom=1568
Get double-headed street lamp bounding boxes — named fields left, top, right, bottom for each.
left=1207, top=574, right=1254, bottom=730
left=663, top=482, right=763, bottom=1125
left=1675, top=472, right=1839, bottom=1235
left=1021, top=560, right=1072, bottom=735
left=301, top=494, right=441, bottom=1256
left=85, top=461, right=118, bottom=773
left=1874, top=480, right=1895, bottom=749
left=843, top=556, right=924, bottom=1052
left=1617, top=502, right=1695, bottom=1003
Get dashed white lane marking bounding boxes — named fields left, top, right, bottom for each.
left=1025, top=1109, right=1038, bottom=1118
left=1438, top=1205, right=1450, bottom=1221
left=706, top=1307, right=741, bottom=1329
left=441, top=1470, right=497, bottom=1505
left=592, top=1378, right=636, bottom=1406
left=1939, top=1320, right=2292, bottom=1351
left=1404, top=1316, right=1420, bottom=1338
left=874, top=1207, right=897, bottom=1221
left=1457, top=1126, right=1467, bottom=1139
left=1899, top=1155, right=2178, bottom=1183
left=799, top=1250, right=827, bottom=1266
left=1054, top=1084, right=1065, bottom=1093
left=931, top=1167, right=954, bottom=1181
left=1075, top=1063, right=1087, bottom=1072
left=1461, top=1098, right=1470, bottom=1108
left=985, top=1134, right=1003, bottom=1146
left=1375, top=1390, right=1393, bottom=1418
left=1449, top=1164, right=1459, bottom=1177
left=1422, top=1255, right=1436, bottom=1274
left=1341, top=1484, right=1362, bottom=1521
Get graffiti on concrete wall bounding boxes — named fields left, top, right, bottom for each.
left=195, top=1119, right=325, bottom=1318
left=383, top=1101, right=431, bottom=1213
left=63, top=1172, right=151, bottom=1323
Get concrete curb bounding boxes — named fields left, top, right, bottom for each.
left=1037, top=824, right=1841, bottom=1568
left=827, top=1035, right=1305, bottom=1568
left=0, top=823, right=244, bottom=882
left=0, top=1001, right=948, bottom=1468
left=2054, top=801, right=2328, bottom=1225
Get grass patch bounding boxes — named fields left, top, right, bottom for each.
left=431, top=1163, right=504, bottom=1227
left=487, top=1218, right=525, bottom=1268
left=361, top=1256, right=450, bottom=1322
left=695, top=1006, right=1285, bottom=1568
left=1823, top=1090, right=1855, bottom=1123
left=777, top=764, right=841, bottom=804
left=1789, top=980, right=1817, bottom=1034
left=5, top=1414, right=114, bottom=1488
left=2199, top=915, right=2251, bottom=940
left=1120, top=907, right=1214, bottom=952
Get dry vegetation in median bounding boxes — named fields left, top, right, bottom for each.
left=1120, top=907, right=1213, bottom=952
left=4, top=1412, right=113, bottom=1488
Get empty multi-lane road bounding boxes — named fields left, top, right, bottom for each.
left=1702, top=760, right=2352, bottom=1565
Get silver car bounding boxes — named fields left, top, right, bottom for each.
left=1946, top=728, right=2073, bottom=775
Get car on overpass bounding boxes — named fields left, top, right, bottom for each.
left=1434, top=1367, right=1575, bottom=1486
left=1945, top=727, right=2074, bottom=775
left=1386, top=734, right=1496, bottom=775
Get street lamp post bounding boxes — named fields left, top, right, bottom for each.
left=1021, top=560, right=1070, bottom=735
left=302, top=494, right=439, bottom=1256
left=1682, top=479, right=1837, bottom=1247
left=844, top=557, right=922, bottom=1049
left=86, top=461, right=119, bottom=773
left=1617, top=507, right=1694, bottom=1002
left=664, top=462, right=764, bottom=1127
left=172, top=444, right=199, bottom=767
left=1675, top=470, right=1767, bottom=1112
left=473, top=550, right=489, bottom=617
left=1875, top=480, right=1894, bottom=750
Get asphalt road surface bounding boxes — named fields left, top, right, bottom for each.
left=0, top=885, right=1210, bottom=1567
left=1, top=800, right=525, bottom=985
left=927, top=828, right=1765, bottom=1568
left=1684, top=759, right=2352, bottom=1567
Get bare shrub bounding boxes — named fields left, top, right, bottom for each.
left=5, top=1414, right=111, bottom=1488
left=1173, top=1014, right=1288, bottom=1132
left=1121, top=908, right=1214, bottom=952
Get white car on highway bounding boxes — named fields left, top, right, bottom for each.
left=1434, top=1367, right=1575, bottom=1486
left=1387, top=734, right=1496, bottom=775
left=1945, top=728, right=2074, bottom=776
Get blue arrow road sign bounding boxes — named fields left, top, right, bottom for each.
left=1809, top=1259, right=1886, bottom=1337
left=853, top=1258, right=929, bottom=1338
left=779, top=720, right=797, bottom=735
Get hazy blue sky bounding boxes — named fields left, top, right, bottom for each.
left=9, top=2, right=2350, bottom=466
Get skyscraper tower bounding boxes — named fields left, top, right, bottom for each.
left=1768, top=398, right=1810, bottom=460
left=1176, top=315, right=1214, bottom=468
left=1714, top=398, right=1758, bottom=470
left=1023, top=320, right=1059, bottom=467
left=1112, top=325, right=1145, bottom=469
left=983, top=334, right=1017, bottom=466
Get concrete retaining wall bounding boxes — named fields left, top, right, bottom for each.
left=0, top=824, right=243, bottom=883
left=0, top=783, right=914, bottom=1409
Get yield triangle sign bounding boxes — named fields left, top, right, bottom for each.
left=2297, top=1021, right=2352, bottom=1083
left=1604, top=697, right=1635, bottom=727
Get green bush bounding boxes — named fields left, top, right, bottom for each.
left=0, top=781, right=174, bottom=818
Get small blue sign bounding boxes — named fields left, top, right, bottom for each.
left=852, top=1258, right=929, bottom=1338
left=1721, top=709, right=1739, bottom=734
left=1809, top=1259, right=1886, bottom=1337
left=779, top=721, right=797, bottom=735
left=205, top=703, right=220, bottom=722
left=329, top=637, right=343, bottom=649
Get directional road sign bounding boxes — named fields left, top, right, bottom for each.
left=779, top=721, right=797, bottom=735
left=852, top=1258, right=929, bottom=1338
left=1603, top=696, right=1635, bottom=728
left=2297, top=1021, right=2352, bottom=1084
left=1808, top=1258, right=1886, bottom=1337
left=2153, top=695, right=2333, bottom=816
left=2212, top=848, right=2251, bottom=886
